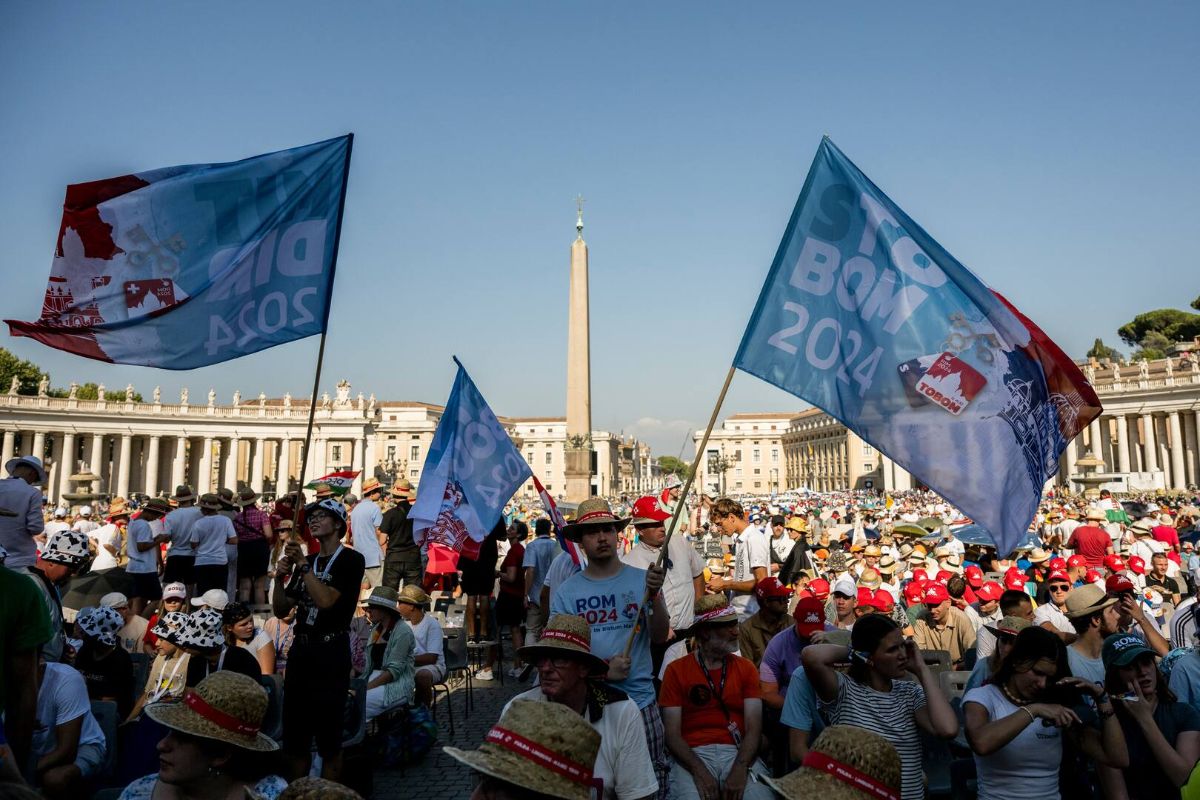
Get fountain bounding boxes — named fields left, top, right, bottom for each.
left=1070, top=451, right=1107, bottom=499
left=61, top=470, right=102, bottom=506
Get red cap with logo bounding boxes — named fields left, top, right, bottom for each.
left=1127, top=556, right=1146, bottom=575
left=964, top=565, right=984, bottom=588
left=807, top=578, right=831, bottom=601
left=1067, top=555, right=1088, bottom=569
left=1003, top=570, right=1027, bottom=591
left=935, top=569, right=954, bottom=583
left=630, top=495, right=670, bottom=525
left=1046, top=570, right=1071, bottom=584
left=1105, top=574, right=1136, bottom=594
left=1103, top=554, right=1126, bottom=572
left=911, top=568, right=929, bottom=584
left=923, top=583, right=950, bottom=605
left=975, top=581, right=1003, bottom=602
left=1084, top=569, right=1104, bottom=585
left=873, top=589, right=896, bottom=612
left=857, top=587, right=876, bottom=607
left=1048, top=557, right=1067, bottom=572
left=754, top=577, right=793, bottom=600
left=793, top=596, right=826, bottom=636
left=903, top=580, right=927, bottom=605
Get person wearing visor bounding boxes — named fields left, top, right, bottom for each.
left=272, top=496, right=365, bottom=782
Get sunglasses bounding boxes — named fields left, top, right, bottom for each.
left=1048, top=584, right=1071, bottom=592
left=534, top=655, right=580, bottom=670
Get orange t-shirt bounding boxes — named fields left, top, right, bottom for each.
left=659, top=652, right=761, bottom=748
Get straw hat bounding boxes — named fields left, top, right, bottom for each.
left=390, top=479, right=415, bottom=499
left=398, top=584, right=431, bottom=608
left=444, top=700, right=601, bottom=800
left=107, top=497, right=131, bottom=518
left=361, top=477, right=383, bottom=496
left=1085, top=507, right=1106, bottom=522
left=145, top=672, right=279, bottom=752
left=876, top=555, right=898, bottom=575
left=518, top=614, right=609, bottom=675
left=763, top=725, right=901, bottom=800
left=785, top=517, right=808, bottom=533
left=363, top=586, right=403, bottom=615
left=1026, top=547, right=1051, bottom=564
left=690, top=594, right=739, bottom=627
left=562, top=498, right=630, bottom=542
left=858, top=568, right=882, bottom=590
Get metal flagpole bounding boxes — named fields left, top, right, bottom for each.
left=289, top=133, right=354, bottom=535
left=621, top=364, right=737, bottom=656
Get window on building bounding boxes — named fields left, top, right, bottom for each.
left=865, top=463, right=874, bottom=472
left=410, top=445, right=420, bottom=460
left=862, top=443, right=874, bottom=456
left=387, top=434, right=396, bottom=440
left=735, top=467, right=743, bottom=477
left=754, top=481, right=761, bottom=488
left=390, top=415, right=396, bottom=421
left=545, top=452, right=552, bottom=464
left=753, top=468, right=760, bottom=475
left=735, top=481, right=743, bottom=489
left=753, top=449, right=761, bottom=463
left=409, top=469, right=419, bottom=478
left=411, top=434, right=419, bottom=439
left=386, top=445, right=396, bottom=461
left=331, top=445, right=342, bottom=462
left=771, top=449, right=779, bottom=462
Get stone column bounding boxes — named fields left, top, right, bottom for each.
left=145, top=435, right=161, bottom=497
left=364, top=435, right=377, bottom=488
left=59, top=432, right=76, bottom=500
left=1141, top=413, right=1159, bottom=473
left=1116, top=415, right=1131, bottom=474
left=1194, top=411, right=1200, bottom=487
left=224, top=436, right=240, bottom=490
left=1, top=429, right=15, bottom=464
left=251, top=437, right=265, bottom=494
left=1169, top=411, right=1187, bottom=490
left=116, top=433, right=132, bottom=497
left=31, top=431, right=46, bottom=463
left=1063, top=436, right=1078, bottom=486
left=351, top=437, right=363, bottom=494
left=275, top=437, right=291, bottom=495
left=199, top=437, right=214, bottom=495
left=89, top=433, right=105, bottom=490
left=1088, top=417, right=1103, bottom=456
left=172, top=436, right=187, bottom=490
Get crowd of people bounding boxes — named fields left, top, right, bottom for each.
left=4, top=448, right=1200, bottom=799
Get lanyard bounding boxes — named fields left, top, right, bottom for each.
left=149, top=656, right=185, bottom=701
left=314, top=544, right=344, bottom=579
left=695, top=651, right=728, bottom=705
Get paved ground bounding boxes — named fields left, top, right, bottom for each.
left=371, top=647, right=530, bottom=799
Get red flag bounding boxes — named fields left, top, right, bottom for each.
left=533, top=474, right=584, bottom=567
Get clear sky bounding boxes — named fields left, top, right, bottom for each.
left=2, top=2, right=1197, bottom=457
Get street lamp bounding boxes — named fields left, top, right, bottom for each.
left=707, top=452, right=735, bottom=496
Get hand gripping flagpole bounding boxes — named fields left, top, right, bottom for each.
left=289, top=133, right=354, bottom=538
left=621, top=364, right=736, bottom=657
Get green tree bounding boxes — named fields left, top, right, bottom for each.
left=0, top=348, right=45, bottom=395
left=1192, top=295, right=1200, bottom=311
left=657, top=455, right=693, bottom=480
left=50, top=382, right=143, bottom=403
left=1132, top=331, right=1173, bottom=362
left=1086, top=338, right=1121, bottom=361
left=1117, top=308, right=1200, bottom=348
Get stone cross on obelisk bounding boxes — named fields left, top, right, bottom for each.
left=565, top=196, right=594, bottom=502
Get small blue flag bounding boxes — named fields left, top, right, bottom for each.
left=8, top=136, right=352, bottom=369
left=735, top=138, right=1100, bottom=556
left=411, top=360, right=533, bottom=559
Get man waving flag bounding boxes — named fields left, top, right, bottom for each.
left=734, top=137, right=1100, bottom=556
left=7, top=136, right=352, bottom=369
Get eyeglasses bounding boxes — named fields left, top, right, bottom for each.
left=1048, top=584, right=1071, bottom=592
left=534, top=655, right=579, bottom=670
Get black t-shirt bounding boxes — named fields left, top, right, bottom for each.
left=380, top=503, right=414, bottom=549
left=294, top=545, right=365, bottom=635
left=185, top=646, right=262, bottom=687
left=459, top=534, right=499, bottom=582
left=1147, top=573, right=1183, bottom=597
left=75, top=643, right=134, bottom=719
left=1118, top=700, right=1200, bottom=800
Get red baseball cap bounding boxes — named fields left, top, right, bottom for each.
left=1084, top=569, right=1104, bottom=585
left=1127, top=556, right=1146, bottom=575
left=857, top=587, right=877, bottom=607
left=873, top=589, right=896, bottom=612
left=1105, top=574, right=1136, bottom=594
left=935, top=569, right=954, bottom=583
left=754, top=577, right=793, bottom=600
left=793, top=596, right=826, bottom=636
left=903, top=581, right=927, bottom=605
left=976, top=581, right=1003, bottom=602
left=1046, top=570, right=1071, bottom=584
left=910, top=569, right=929, bottom=583
left=808, top=578, right=831, bottom=601
left=630, top=495, right=670, bottom=525
left=923, top=584, right=950, bottom=605
left=964, top=565, right=984, bottom=588
left=1048, top=557, right=1067, bottom=572
left=1103, top=555, right=1126, bottom=572
left=1067, top=555, right=1088, bottom=569
left=1003, top=571, right=1027, bottom=591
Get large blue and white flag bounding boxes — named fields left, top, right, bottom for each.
left=412, top=360, right=533, bottom=559
left=7, top=136, right=352, bottom=369
left=735, top=138, right=1101, bottom=556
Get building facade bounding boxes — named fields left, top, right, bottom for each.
left=0, top=381, right=657, bottom=506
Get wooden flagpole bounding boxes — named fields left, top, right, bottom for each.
left=621, top=364, right=737, bottom=656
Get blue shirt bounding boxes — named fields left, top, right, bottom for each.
left=780, top=665, right=823, bottom=737
left=1168, top=650, right=1200, bottom=717
left=522, top=535, right=559, bottom=605
left=349, top=498, right=384, bottom=568
left=551, top=565, right=654, bottom=708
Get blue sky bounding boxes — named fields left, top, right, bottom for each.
left=2, top=2, right=1197, bottom=456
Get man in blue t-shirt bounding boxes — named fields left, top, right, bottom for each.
left=551, top=498, right=668, bottom=799
left=523, top=518, right=560, bottom=645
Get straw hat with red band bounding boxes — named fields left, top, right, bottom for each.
left=691, top=594, right=739, bottom=627
left=561, top=498, right=630, bottom=542
left=444, top=700, right=601, bottom=800
left=763, top=724, right=901, bottom=800
left=144, top=671, right=278, bottom=752
left=518, top=614, right=609, bottom=676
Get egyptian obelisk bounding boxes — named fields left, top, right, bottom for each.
left=564, top=196, right=594, bottom=502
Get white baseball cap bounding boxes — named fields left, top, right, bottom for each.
left=832, top=577, right=857, bottom=598
left=99, top=592, right=129, bottom=609
left=53, top=507, right=67, bottom=518
left=190, top=589, right=228, bottom=610
left=162, top=582, right=188, bottom=600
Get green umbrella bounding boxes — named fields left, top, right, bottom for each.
left=916, top=516, right=944, bottom=532
left=893, top=523, right=931, bottom=538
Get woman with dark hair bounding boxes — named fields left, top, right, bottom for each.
left=1097, top=633, right=1200, bottom=800
left=223, top=601, right=275, bottom=675
left=802, top=613, right=958, bottom=800
left=964, top=626, right=1127, bottom=800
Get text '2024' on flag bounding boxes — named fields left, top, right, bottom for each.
left=411, top=359, right=533, bottom=560
left=734, top=137, right=1100, bottom=556
left=6, top=135, right=353, bottom=369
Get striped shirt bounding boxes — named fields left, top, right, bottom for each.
left=1170, top=598, right=1196, bottom=646
left=820, top=673, right=928, bottom=800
